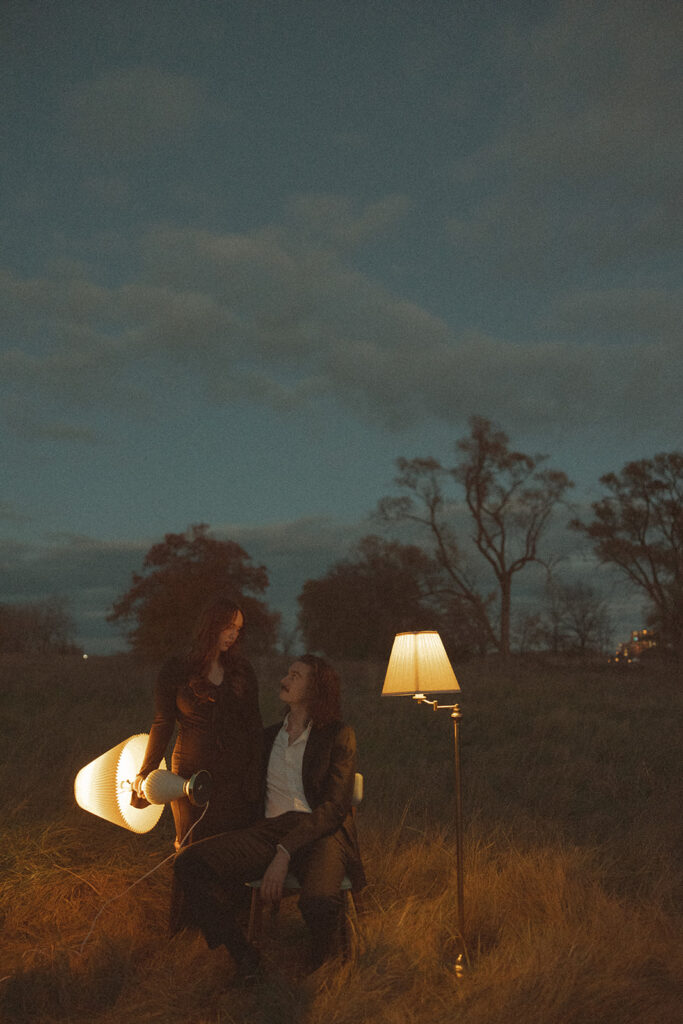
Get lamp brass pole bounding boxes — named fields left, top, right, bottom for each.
left=413, top=695, right=465, bottom=935
left=382, top=632, right=465, bottom=959
left=451, top=702, right=464, bottom=933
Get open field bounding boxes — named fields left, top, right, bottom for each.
left=0, top=652, right=681, bottom=1023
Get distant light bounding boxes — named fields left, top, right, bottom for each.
left=83, top=653, right=89, bottom=660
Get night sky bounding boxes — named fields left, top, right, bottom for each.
left=2, top=0, right=681, bottom=652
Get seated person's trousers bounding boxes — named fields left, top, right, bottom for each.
left=174, top=811, right=349, bottom=968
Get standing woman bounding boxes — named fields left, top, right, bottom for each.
left=133, top=598, right=263, bottom=850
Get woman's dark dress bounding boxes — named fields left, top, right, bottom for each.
left=136, top=651, right=263, bottom=933
left=137, top=652, right=263, bottom=845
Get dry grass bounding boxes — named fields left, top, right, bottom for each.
left=0, top=652, right=681, bottom=1022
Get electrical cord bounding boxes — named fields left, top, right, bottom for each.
left=77, top=801, right=210, bottom=955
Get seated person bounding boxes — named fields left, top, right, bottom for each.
left=174, top=654, right=365, bottom=977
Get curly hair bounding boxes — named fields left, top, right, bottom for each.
left=187, top=597, right=246, bottom=698
left=297, top=653, right=342, bottom=727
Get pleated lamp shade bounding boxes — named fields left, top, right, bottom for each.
left=74, top=733, right=166, bottom=833
left=382, top=631, right=460, bottom=696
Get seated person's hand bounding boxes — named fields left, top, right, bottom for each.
left=260, top=848, right=290, bottom=903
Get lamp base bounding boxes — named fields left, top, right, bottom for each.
left=142, top=768, right=212, bottom=806
left=186, top=770, right=211, bottom=806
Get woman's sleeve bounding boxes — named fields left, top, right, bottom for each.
left=279, top=724, right=357, bottom=857
left=137, top=658, right=180, bottom=778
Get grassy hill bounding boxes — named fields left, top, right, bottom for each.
left=0, top=652, right=681, bottom=1023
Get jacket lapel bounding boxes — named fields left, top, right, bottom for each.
left=301, top=723, right=330, bottom=805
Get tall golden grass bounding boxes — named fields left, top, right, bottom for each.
left=0, top=652, right=681, bottom=1022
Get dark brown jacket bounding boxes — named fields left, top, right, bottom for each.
left=262, top=720, right=366, bottom=890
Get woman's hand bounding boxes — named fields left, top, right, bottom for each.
left=260, top=848, right=290, bottom=903
left=133, top=773, right=147, bottom=798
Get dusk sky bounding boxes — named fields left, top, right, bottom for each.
left=2, top=0, right=681, bottom=653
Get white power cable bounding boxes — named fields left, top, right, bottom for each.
left=77, top=802, right=210, bottom=955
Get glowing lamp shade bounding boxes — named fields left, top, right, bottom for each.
left=74, top=733, right=166, bottom=834
left=382, top=631, right=460, bottom=696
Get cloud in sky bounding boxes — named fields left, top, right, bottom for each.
left=61, top=66, right=219, bottom=158
left=2, top=206, right=680, bottom=444
left=448, top=0, right=682, bottom=287
left=479, top=0, right=681, bottom=187
left=1, top=0, right=679, bottom=654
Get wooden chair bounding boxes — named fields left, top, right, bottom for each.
left=246, top=773, right=363, bottom=952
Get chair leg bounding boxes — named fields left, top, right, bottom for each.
left=342, top=890, right=358, bottom=960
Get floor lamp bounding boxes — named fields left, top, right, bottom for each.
left=382, top=631, right=465, bottom=945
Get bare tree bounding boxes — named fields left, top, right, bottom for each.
left=379, top=416, right=573, bottom=658
left=540, top=580, right=611, bottom=655
left=559, top=582, right=611, bottom=654
left=572, top=453, right=683, bottom=658
left=514, top=611, right=546, bottom=654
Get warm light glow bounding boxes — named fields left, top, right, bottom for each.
left=381, top=631, right=460, bottom=696
left=74, top=734, right=166, bottom=833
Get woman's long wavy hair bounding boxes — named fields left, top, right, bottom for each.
left=187, top=597, right=246, bottom=699
left=297, top=654, right=342, bottom=728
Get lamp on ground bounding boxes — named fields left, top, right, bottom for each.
left=382, top=631, right=465, bottom=937
left=74, top=733, right=211, bottom=834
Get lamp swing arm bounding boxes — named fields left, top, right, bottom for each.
left=412, top=694, right=462, bottom=716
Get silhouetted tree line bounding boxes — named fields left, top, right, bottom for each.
left=0, top=597, right=79, bottom=655
left=108, top=421, right=682, bottom=664
left=296, top=535, right=482, bottom=661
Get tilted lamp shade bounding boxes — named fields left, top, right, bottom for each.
left=74, top=733, right=166, bottom=834
left=381, top=631, right=460, bottom=696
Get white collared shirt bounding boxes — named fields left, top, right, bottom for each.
left=265, top=714, right=313, bottom=818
